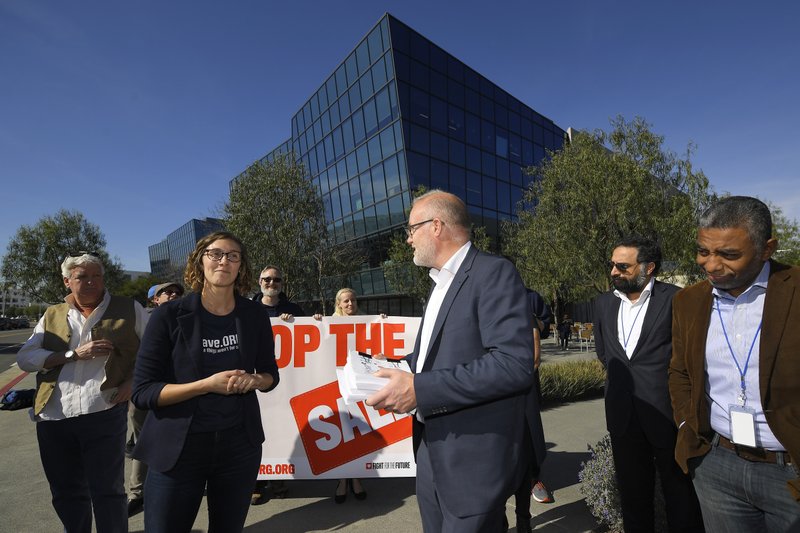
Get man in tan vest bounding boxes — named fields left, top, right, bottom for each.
left=18, top=252, right=148, bottom=533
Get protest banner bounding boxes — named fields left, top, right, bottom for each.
left=257, top=315, right=420, bottom=480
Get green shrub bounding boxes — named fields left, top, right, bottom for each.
left=578, top=434, right=668, bottom=532
left=539, top=359, right=605, bottom=404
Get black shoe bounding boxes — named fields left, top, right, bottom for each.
left=515, top=519, right=532, bottom=533
left=127, top=498, right=144, bottom=517
left=350, top=479, right=367, bottom=500
left=250, top=481, right=271, bottom=506
left=334, top=480, right=347, bottom=504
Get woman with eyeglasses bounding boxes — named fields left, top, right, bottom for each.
left=132, top=231, right=279, bottom=532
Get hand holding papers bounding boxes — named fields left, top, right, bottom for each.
left=337, top=351, right=411, bottom=405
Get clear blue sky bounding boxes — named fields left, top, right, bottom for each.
left=2, top=1, right=798, bottom=272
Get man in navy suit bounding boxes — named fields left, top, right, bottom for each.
left=368, top=190, right=542, bottom=532
left=594, top=236, right=703, bottom=532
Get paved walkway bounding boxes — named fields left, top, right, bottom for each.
left=0, top=341, right=607, bottom=532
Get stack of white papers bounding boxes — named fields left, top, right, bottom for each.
left=337, top=350, right=411, bottom=404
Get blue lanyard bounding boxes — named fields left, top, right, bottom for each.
left=715, top=298, right=762, bottom=405
left=620, top=294, right=648, bottom=350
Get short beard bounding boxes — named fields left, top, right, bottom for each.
left=261, top=287, right=280, bottom=298
left=612, top=266, right=648, bottom=294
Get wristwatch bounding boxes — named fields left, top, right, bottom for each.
left=65, top=350, right=76, bottom=360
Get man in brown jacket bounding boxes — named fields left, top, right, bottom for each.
left=669, top=196, right=800, bottom=532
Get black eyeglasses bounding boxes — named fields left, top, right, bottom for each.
left=260, top=276, right=282, bottom=284
left=404, top=219, right=434, bottom=237
left=159, top=289, right=182, bottom=297
left=204, top=249, right=242, bottom=263
left=608, top=261, right=635, bottom=272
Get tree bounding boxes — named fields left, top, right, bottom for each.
left=503, top=116, right=715, bottom=307
left=224, top=155, right=362, bottom=310
left=1, top=210, right=125, bottom=304
left=115, top=274, right=161, bottom=307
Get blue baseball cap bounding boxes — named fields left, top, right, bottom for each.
left=147, top=285, right=159, bottom=299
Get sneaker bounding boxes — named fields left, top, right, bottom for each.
left=531, top=480, right=554, bottom=504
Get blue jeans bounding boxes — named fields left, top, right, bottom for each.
left=36, top=403, right=127, bottom=533
left=691, top=438, right=800, bottom=532
left=143, top=426, right=260, bottom=533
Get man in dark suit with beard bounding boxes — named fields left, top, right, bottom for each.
left=594, top=235, right=703, bottom=532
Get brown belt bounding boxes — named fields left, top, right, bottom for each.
left=717, top=435, right=791, bottom=465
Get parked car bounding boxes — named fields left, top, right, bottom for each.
left=10, top=317, right=30, bottom=329
left=0, top=317, right=11, bottom=330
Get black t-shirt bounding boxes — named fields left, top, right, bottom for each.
left=190, top=306, right=244, bottom=433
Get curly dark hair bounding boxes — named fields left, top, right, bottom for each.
left=183, top=231, right=252, bottom=295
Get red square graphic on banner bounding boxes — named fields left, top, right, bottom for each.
left=289, top=381, right=411, bottom=475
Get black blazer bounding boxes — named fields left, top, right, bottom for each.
left=132, top=292, right=279, bottom=472
left=594, top=280, right=679, bottom=446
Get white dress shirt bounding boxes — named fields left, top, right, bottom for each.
left=415, top=241, right=472, bottom=373
left=17, top=291, right=148, bottom=421
left=613, top=277, right=654, bottom=359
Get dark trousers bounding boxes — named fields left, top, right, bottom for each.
left=36, top=403, right=128, bottom=533
left=416, top=435, right=507, bottom=533
left=610, top=418, right=704, bottom=533
left=143, top=426, right=260, bottom=533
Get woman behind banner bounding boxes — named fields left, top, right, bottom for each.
left=132, top=231, right=280, bottom=533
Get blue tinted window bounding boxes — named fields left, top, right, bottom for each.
left=346, top=152, right=358, bottom=178
left=449, top=139, right=465, bottom=167
left=534, top=144, right=545, bottom=164
left=466, top=113, right=480, bottom=147
left=448, top=105, right=464, bottom=140
left=349, top=83, right=362, bottom=109
left=511, top=186, right=522, bottom=212
left=409, top=122, right=429, bottom=154
left=388, top=194, right=405, bottom=225
left=521, top=117, right=533, bottom=140
left=364, top=205, right=377, bottom=233
left=383, top=49, right=394, bottom=78
left=388, top=81, right=398, bottom=118
left=466, top=145, right=481, bottom=171
left=368, top=136, right=382, bottom=166
left=481, top=120, right=495, bottom=151
left=349, top=177, right=362, bottom=210
left=410, top=87, right=429, bottom=125
left=430, top=96, right=447, bottom=133
left=342, top=119, right=355, bottom=153
left=353, top=210, right=366, bottom=237
left=324, top=135, right=335, bottom=166
left=483, top=176, right=497, bottom=210
left=396, top=152, right=408, bottom=191
left=480, top=96, right=494, bottom=120
left=430, top=70, right=446, bottom=99
left=479, top=76, right=493, bottom=97
left=449, top=165, right=466, bottom=201
left=368, top=26, right=383, bottom=63
left=533, top=125, right=544, bottom=145
left=498, top=181, right=510, bottom=214
left=495, top=104, right=508, bottom=129
left=431, top=159, right=448, bottom=190
left=321, top=110, right=331, bottom=135
left=338, top=95, right=351, bottom=118
left=482, top=151, right=496, bottom=177
left=357, top=144, right=370, bottom=172
left=335, top=65, right=347, bottom=95
left=319, top=170, right=329, bottom=194
left=380, top=17, right=390, bottom=54
left=496, top=157, right=509, bottom=181
left=360, top=70, right=374, bottom=99
left=363, top=99, right=379, bottom=137
left=333, top=127, right=344, bottom=160
left=375, top=201, right=390, bottom=232
left=509, top=133, right=521, bottom=163
left=372, top=164, right=387, bottom=201
left=494, top=86, right=508, bottom=107
left=410, top=60, right=429, bottom=91
left=336, top=160, right=347, bottom=183
left=310, top=93, right=319, bottom=119
left=448, top=80, right=464, bottom=108
left=376, top=88, right=392, bottom=128
left=384, top=155, right=402, bottom=196
left=522, top=139, right=533, bottom=166
left=352, top=108, right=366, bottom=145
left=346, top=54, right=358, bottom=86
left=313, top=120, right=323, bottom=145
left=330, top=102, right=340, bottom=127
left=339, top=181, right=351, bottom=213
left=326, top=76, right=338, bottom=102
left=430, top=131, right=448, bottom=161
left=465, top=88, right=480, bottom=114
left=314, top=144, right=324, bottom=172
left=510, top=163, right=523, bottom=187
left=466, top=171, right=481, bottom=205
left=372, top=56, right=387, bottom=89
left=407, top=152, right=430, bottom=189
left=356, top=41, right=370, bottom=76
left=448, top=56, right=464, bottom=82
left=380, top=127, right=395, bottom=158
left=322, top=193, right=333, bottom=220
left=303, top=103, right=311, bottom=128
left=331, top=188, right=342, bottom=219
left=508, top=112, right=520, bottom=135
left=394, top=51, right=410, bottom=82
left=409, top=31, right=429, bottom=64
left=430, top=44, right=447, bottom=73
left=360, top=171, right=374, bottom=205
left=496, top=129, right=509, bottom=158
left=464, top=66, right=479, bottom=90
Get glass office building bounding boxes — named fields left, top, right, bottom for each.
left=148, top=217, right=225, bottom=279
left=244, top=14, right=565, bottom=314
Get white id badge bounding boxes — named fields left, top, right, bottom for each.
left=729, top=405, right=757, bottom=447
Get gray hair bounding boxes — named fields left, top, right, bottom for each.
left=698, top=196, right=773, bottom=251
left=413, top=190, right=471, bottom=232
left=61, top=253, right=105, bottom=278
